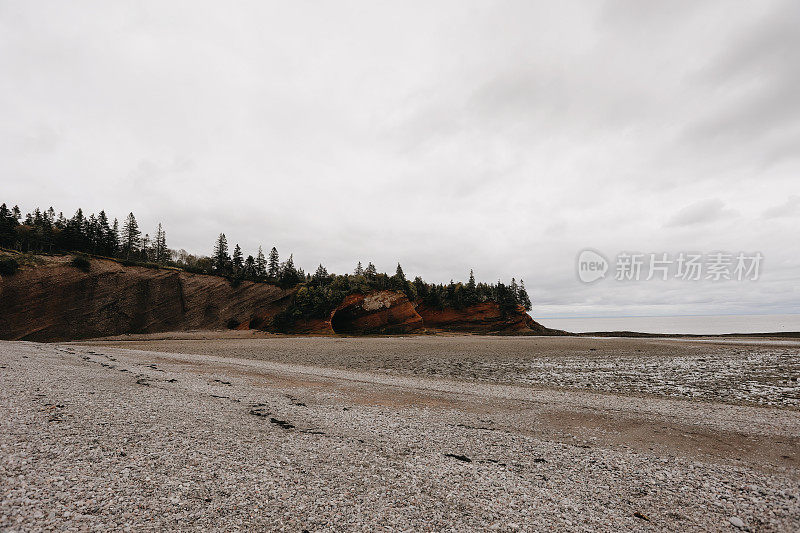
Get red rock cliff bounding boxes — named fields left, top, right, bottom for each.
left=417, top=301, right=559, bottom=335
left=330, top=291, right=424, bottom=334
left=0, top=255, right=561, bottom=339
left=0, top=256, right=291, bottom=341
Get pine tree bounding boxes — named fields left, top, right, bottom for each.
left=154, top=223, right=167, bottom=264
left=244, top=255, right=256, bottom=279
left=0, top=203, right=18, bottom=248
left=232, top=244, right=244, bottom=273
left=121, top=212, right=141, bottom=259
left=364, top=262, right=377, bottom=279
left=354, top=261, right=364, bottom=276
left=267, top=247, right=279, bottom=278
left=395, top=263, right=406, bottom=282
left=465, top=269, right=479, bottom=305
left=255, top=246, right=267, bottom=278
left=97, top=211, right=112, bottom=256
left=518, top=279, right=532, bottom=311
left=213, top=233, right=231, bottom=274
left=110, top=218, right=120, bottom=255
left=279, top=254, right=301, bottom=287
left=141, top=233, right=151, bottom=261
left=313, top=264, right=329, bottom=284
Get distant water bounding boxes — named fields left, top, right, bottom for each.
left=536, top=314, right=800, bottom=335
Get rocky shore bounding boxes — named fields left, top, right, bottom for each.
left=1, top=336, right=798, bottom=531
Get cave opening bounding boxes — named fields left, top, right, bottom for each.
left=330, top=306, right=358, bottom=334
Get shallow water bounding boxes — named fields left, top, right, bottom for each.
left=538, top=313, right=800, bottom=335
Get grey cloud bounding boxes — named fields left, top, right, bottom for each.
left=1, top=1, right=798, bottom=318
left=762, top=196, right=800, bottom=219
left=666, top=199, right=737, bottom=227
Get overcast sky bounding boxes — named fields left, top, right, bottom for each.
left=1, top=1, right=798, bottom=318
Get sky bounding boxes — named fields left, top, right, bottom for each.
left=1, top=0, right=798, bottom=318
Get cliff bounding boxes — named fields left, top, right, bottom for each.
left=0, top=255, right=291, bottom=341
left=330, top=291, right=424, bottom=334
left=0, top=254, right=561, bottom=340
left=417, top=301, right=559, bottom=335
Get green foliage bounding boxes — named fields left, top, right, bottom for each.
left=2, top=200, right=536, bottom=315
left=70, top=255, right=91, bottom=272
left=0, top=256, right=19, bottom=275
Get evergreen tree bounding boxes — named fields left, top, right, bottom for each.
left=395, top=263, right=406, bottom=282
left=141, top=233, right=151, bottom=261
left=243, top=255, right=256, bottom=279
left=110, top=218, right=120, bottom=255
left=97, top=211, right=113, bottom=256
left=121, top=212, right=141, bottom=259
left=232, top=243, right=244, bottom=273
left=413, top=276, right=428, bottom=300
left=465, top=269, right=479, bottom=305
left=364, top=262, right=377, bottom=279
left=213, top=233, right=231, bottom=274
left=267, top=247, right=279, bottom=278
left=87, top=214, right=99, bottom=252
left=255, top=246, right=267, bottom=278
left=0, top=203, right=19, bottom=247
left=518, top=279, right=532, bottom=311
left=279, top=254, right=301, bottom=287
left=354, top=261, right=364, bottom=276
left=154, top=223, right=167, bottom=264
left=313, top=264, right=329, bottom=284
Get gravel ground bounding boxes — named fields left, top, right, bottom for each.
left=1, top=338, right=799, bottom=531
left=88, top=334, right=800, bottom=407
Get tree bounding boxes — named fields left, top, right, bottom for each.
left=0, top=203, right=19, bottom=248
left=518, top=279, right=532, bottom=311
left=97, top=211, right=113, bottom=256
left=232, top=243, right=244, bottom=273
left=110, top=218, right=120, bottom=255
left=153, top=223, right=167, bottom=264
left=267, top=247, right=279, bottom=278
left=364, top=262, right=377, bottom=279
left=465, top=269, right=479, bottom=305
left=213, top=233, right=231, bottom=274
left=121, top=212, right=141, bottom=259
left=354, top=261, right=364, bottom=276
left=255, top=246, right=267, bottom=278
left=313, top=264, right=329, bottom=285
left=141, top=233, right=151, bottom=261
left=413, top=276, right=428, bottom=300
left=279, top=254, right=301, bottom=287
left=243, top=255, right=256, bottom=279
left=395, top=263, right=406, bottom=282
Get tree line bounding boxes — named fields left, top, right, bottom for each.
left=274, top=262, right=532, bottom=330
left=1, top=202, right=532, bottom=320
left=0, top=203, right=166, bottom=263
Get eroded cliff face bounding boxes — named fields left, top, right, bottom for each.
left=0, top=256, right=291, bottom=341
left=0, top=255, right=560, bottom=339
left=330, top=291, right=424, bottom=334
left=417, top=301, right=559, bottom=335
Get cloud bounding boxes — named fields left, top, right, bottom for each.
left=666, top=199, right=737, bottom=227
left=0, top=0, right=798, bottom=317
left=762, top=195, right=800, bottom=219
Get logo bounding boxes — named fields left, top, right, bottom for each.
left=577, top=249, right=608, bottom=283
